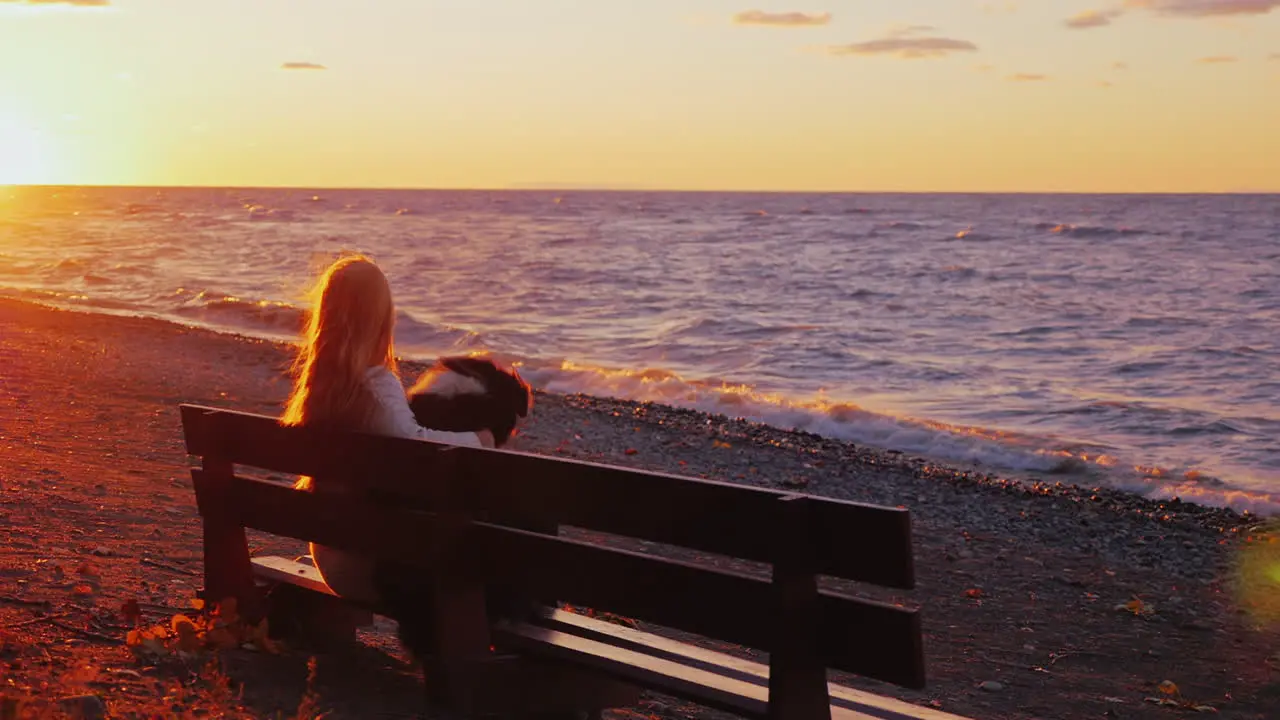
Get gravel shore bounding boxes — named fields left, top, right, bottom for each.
left=2, top=297, right=1277, bottom=719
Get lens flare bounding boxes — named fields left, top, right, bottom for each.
left=1234, top=522, right=1280, bottom=627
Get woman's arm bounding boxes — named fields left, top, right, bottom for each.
left=365, top=368, right=486, bottom=448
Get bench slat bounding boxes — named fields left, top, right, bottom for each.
left=181, top=404, right=914, bottom=589
left=496, top=620, right=770, bottom=717
left=251, top=556, right=335, bottom=596
left=181, top=404, right=456, bottom=483
left=197, top=472, right=924, bottom=688
left=542, top=611, right=964, bottom=720
left=497, top=622, right=920, bottom=720
left=463, top=449, right=914, bottom=589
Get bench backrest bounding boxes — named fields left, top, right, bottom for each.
left=181, top=403, right=925, bottom=690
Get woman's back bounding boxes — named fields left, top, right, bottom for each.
left=280, top=255, right=483, bottom=601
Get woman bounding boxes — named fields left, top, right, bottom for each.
left=280, top=254, right=493, bottom=655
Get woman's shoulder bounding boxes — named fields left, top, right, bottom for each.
left=362, top=365, right=404, bottom=400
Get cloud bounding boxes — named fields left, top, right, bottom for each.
left=281, top=62, right=327, bottom=70
left=827, top=34, right=979, bottom=59
left=1064, top=8, right=1125, bottom=27
left=1061, top=1, right=1280, bottom=26
left=1197, top=55, right=1238, bottom=63
left=1008, top=72, right=1049, bottom=81
left=1124, top=0, right=1280, bottom=16
left=887, top=24, right=938, bottom=36
left=733, top=10, right=832, bottom=26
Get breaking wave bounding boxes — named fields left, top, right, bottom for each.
left=1033, top=222, right=1152, bottom=238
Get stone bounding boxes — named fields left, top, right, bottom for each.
left=979, top=681, right=1004, bottom=692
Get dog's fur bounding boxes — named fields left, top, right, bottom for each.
left=406, top=356, right=532, bottom=447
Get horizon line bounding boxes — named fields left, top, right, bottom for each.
left=4, top=182, right=1278, bottom=196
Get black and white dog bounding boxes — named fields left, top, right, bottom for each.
left=406, top=356, right=532, bottom=447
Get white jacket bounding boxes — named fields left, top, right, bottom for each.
left=310, top=366, right=481, bottom=602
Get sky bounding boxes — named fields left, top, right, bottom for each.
left=0, top=0, right=1278, bottom=192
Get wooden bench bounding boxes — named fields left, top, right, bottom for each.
left=180, top=403, right=964, bottom=719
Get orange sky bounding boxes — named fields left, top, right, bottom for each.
left=1, top=0, right=1278, bottom=192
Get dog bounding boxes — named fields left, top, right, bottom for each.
left=406, top=356, right=532, bottom=447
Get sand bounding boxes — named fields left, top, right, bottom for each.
left=1, top=297, right=1277, bottom=719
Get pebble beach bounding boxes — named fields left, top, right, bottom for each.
left=1, top=296, right=1277, bottom=719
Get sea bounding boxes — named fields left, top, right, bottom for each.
left=1, top=186, right=1277, bottom=515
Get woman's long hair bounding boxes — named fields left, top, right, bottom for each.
left=281, top=254, right=396, bottom=489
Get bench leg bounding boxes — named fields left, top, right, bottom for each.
left=263, top=583, right=371, bottom=651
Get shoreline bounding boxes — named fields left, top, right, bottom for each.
left=1, top=296, right=1277, bottom=719
left=7, top=293, right=1272, bottom=526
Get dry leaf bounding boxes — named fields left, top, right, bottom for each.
left=190, top=598, right=205, bottom=611
left=964, top=588, right=986, bottom=599
left=623, top=448, right=638, bottom=456
left=72, top=584, right=95, bottom=597
left=1117, top=597, right=1156, bottom=617
left=1159, top=680, right=1179, bottom=696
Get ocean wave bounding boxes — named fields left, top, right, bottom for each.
left=393, top=310, right=495, bottom=353
left=242, top=204, right=303, bottom=222
left=517, top=359, right=1093, bottom=471
left=875, top=221, right=928, bottom=231
left=499, top=358, right=1277, bottom=516
left=950, top=227, right=996, bottom=241
left=1034, top=222, right=1150, bottom=238
left=170, top=292, right=305, bottom=335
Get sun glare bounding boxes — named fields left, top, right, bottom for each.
left=0, top=111, right=50, bottom=185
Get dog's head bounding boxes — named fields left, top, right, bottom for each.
left=407, top=356, right=532, bottom=447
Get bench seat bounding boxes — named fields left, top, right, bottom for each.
left=250, top=556, right=967, bottom=720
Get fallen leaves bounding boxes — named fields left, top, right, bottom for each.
left=1143, top=680, right=1218, bottom=713
left=964, top=588, right=986, bottom=600
left=124, top=597, right=280, bottom=661
left=1115, top=596, right=1156, bottom=618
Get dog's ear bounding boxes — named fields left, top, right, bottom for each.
left=439, top=356, right=491, bottom=381
left=472, top=359, right=533, bottom=417
left=506, top=366, right=533, bottom=417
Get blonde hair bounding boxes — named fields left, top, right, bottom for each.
left=281, top=254, right=397, bottom=433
